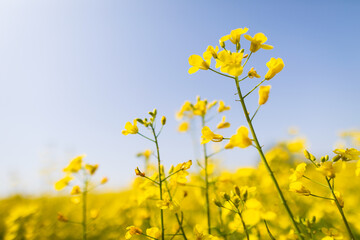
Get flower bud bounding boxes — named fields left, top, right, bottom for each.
left=234, top=185, right=240, bottom=197
left=221, top=192, right=230, bottom=201
left=213, top=198, right=223, bottom=207
left=161, top=116, right=166, bottom=125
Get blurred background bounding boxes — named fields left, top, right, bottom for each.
left=0, top=0, right=359, bottom=197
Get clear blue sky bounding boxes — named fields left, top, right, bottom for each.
left=0, top=0, right=359, bottom=196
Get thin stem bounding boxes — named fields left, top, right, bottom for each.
left=242, top=52, right=252, bottom=68
left=243, top=79, right=266, bottom=99
left=202, top=116, right=212, bottom=234
left=326, top=177, right=355, bottom=239
left=250, top=105, right=261, bottom=122
left=82, top=175, right=88, bottom=240
left=141, top=233, right=159, bottom=240
left=309, top=194, right=334, bottom=200
left=263, top=220, right=276, bottom=240
left=209, top=68, right=235, bottom=79
left=143, top=176, right=160, bottom=185
left=137, top=132, right=155, bottom=143
left=151, top=125, right=165, bottom=240
left=162, top=169, right=183, bottom=182
left=229, top=200, right=249, bottom=240
left=208, top=148, right=226, bottom=158
left=303, top=175, right=328, bottom=188
left=234, top=77, right=304, bottom=240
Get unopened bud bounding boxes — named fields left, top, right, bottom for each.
left=320, top=156, right=326, bottom=162
left=135, top=167, right=145, bottom=177
left=332, top=155, right=341, bottom=162
left=213, top=199, right=223, bottom=207
left=234, top=185, right=240, bottom=197
left=221, top=192, right=230, bottom=201
left=161, top=116, right=166, bottom=125
left=243, top=54, right=249, bottom=58
left=304, top=150, right=311, bottom=159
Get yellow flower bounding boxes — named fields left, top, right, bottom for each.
left=178, top=122, right=190, bottom=132
left=188, top=54, right=210, bottom=74
left=85, top=164, right=98, bottom=175
left=125, top=226, right=143, bottom=239
left=333, top=148, right=360, bottom=161
left=63, top=155, right=85, bottom=173
left=54, top=175, right=73, bottom=191
left=57, top=212, right=68, bottom=222
left=122, top=120, right=139, bottom=135
left=100, top=177, right=108, bottom=184
left=225, top=126, right=252, bottom=149
left=332, top=191, right=344, bottom=208
left=217, top=116, right=230, bottom=129
left=216, top=50, right=244, bottom=76
left=156, top=197, right=179, bottom=211
left=244, top=33, right=273, bottom=52
left=146, top=227, right=161, bottom=239
left=321, top=228, right=343, bottom=240
left=90, top=209, right=99, bottom=219
left=289, top=163, right=307, bottom=182
left=229, top=27, right=249, bottom=45
left=217, top=100, right=230, bottom=112
left=265, top=58, right=284, bottom=80
left=258, top=85, right=271, bottom=105
left=176, top=101, right=192, bottom=119
left=289, top=182, right=311, bottom=196
left=219, top=35, right=230, bottom=48
left=317, top=161, right=341, bottom=178
left=70, top=185, right=81, bottom=195
left=175, top=160, right=192, bottom=171
left=203, top=45, right=219, bottom=59
left=135, top=167, right=145, bottom=177
left=248, top=67, right=261, bottom=78
left=201, top=126, right=223, bottom=144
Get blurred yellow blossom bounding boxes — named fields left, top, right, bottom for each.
left=70, top=185, right=81, bottom=195
left=178, top=121, right=190, bottom=132
left=248, top=67, right=261, bottom=78
left=217, top=100, right=230, bottom=112
left=63, top=155, right=85, bottom=173
left=289, top=182, right=311, bottom=196
left=85, top=164, right=98, bottom=175
left=317, top=161, right=341, bottom=178
left=333, top=148, right=360, bottom=161
left=217, top=116, right=230, bottom=129
left=54, top=175, right=73, bottom=191
left=289, top=163, right=307, bottom=182
left=125, top=226, right=142, bottom=239
left=146, top=227, right=161, bottom=239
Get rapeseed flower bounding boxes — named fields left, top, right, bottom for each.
left=333, top=148, right=360, bottom=161
left=289, top=163, right=307, bottom=182
left=54, top=175, right=73, bottom=191
left=217, top=116, right=230, bottom=129
left=217, top=100, right=230, bottom=112
left=265, top=58, right=284, bottom=80
left=122, top=120, right=139, bottom=135
left=229, top=27, right=249, bottom=45
left=225, top=126, right=252, bottom=149
left=216, top=50, right=244, bottom=76
left=244, top=33, right=273, bottom=52
left=258, top=85, right=271, bottom=105
left=125, top=226, right=142, bottom=239
left=201, top=126, right=223, bottom=144
left=178, top=121, right=189, bottom=132
left=188, top=54, right=210, bottom=74
left=63, top=155, right=85, bottom=173
left=248, top=67, right=261, bottom=78
left=289, top=182, right=311, bottom=196
left=317, top=161, right=341, bottom=178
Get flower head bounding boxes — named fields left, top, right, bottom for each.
left=70, top=185, right=81, bottom=195
left=178, top=122, right=190, bottom=132
left=85, top=164, right=98, bottom=175
left=317, top=161, right=342, bottom=178
left=188, top=54, right=210, bottom=74
left=216, top=50, right=244, bottom=76
left=122, top=120, right=139, bottom=135
left=217, top=100, right=230, bottom=112
left=125, top=226, right=143, bottom=239
left=229, top=27, right=249, bottom=45
left=217, top=116, right=230, bottom=129
left=54, top=175, right=73, bottom=191
left=146, top=227, right=161, bottom=239
left=248, top=67, right=261, bottom=78
left=258, top=85, right=271, bottom=105
left=225, top=126, right=252, bottom=149
left=63, top=155, right=85, bottom=173
left=333, top=148, right=360, bottom=161
left=244, top=33, right=273, bottom=52
left=201, top=126, right=223, bottom=144
left=203, top=45, right=219, bottom=60
left=289, top=182, right=311, bottom=196
left=265, top=58, right=284, bottom=80
left=289, top=163, right=307, bottom=182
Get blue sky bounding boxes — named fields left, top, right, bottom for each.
left=0, top=0, right=359, bottom=196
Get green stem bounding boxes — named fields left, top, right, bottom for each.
left=242, top=52, right=252, bottom=68
left=326, top=177, right=355, bottom=240
left=309, top=194, right=334, bottom=200
left=234, top=77, right=304, bottom=240
left=82, top=176, right=88, bottom=240
left=243, top=79, right=266, bottom=99
left=151, top=125, right=165, bottom=240
left=137, top=132, right=155, bottom=143
left=303, top=175, right=328, bottom=188
left=229, top=200, right=249, bottom=240
left=209, top=68, right=235, bottom=79
left=250, top=105, right=261, bottom=122
left=263, top=220, right=276, bottom=240
left=201, top=116, right=211, bottom=234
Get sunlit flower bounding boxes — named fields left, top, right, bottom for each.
left=100, top=177, right=108, bottom=184
left=54, top=175, right=73, bottom=191
left=265, top=58, right=284, bottom=80
left=146, top=227, right=161, bottom=239
left=63, top=155, right=85, bottom=173
left=289, top=182, right=311, bottom=196
left=203, top=45, right=219, bottom=59
left=201, top=126, right=223, bottom=144
left=217, top=116, right=230, bottom=129
left=289, top=163, right=307, bottom=182
left=244, top=33, right=273, bottom=52
left=219, top=35, right=230, bottom=48
left=248, top=67, right=261, bottom=78
left=333, top=148, right=360, bottom=161
left=216, top=50, right=244, bottom=76
left=125, top=226, right=143, bottom=239
left=217, top=100, right=230, bottom=112
left=188, top=54, right=210, bottom=74
left=229, top=27, right=249, bottom=45
left=85, top=164, right=98, bottom=175
left=317, top=161, right=341, bottom=178
left=70, top=185, right=81, bottom=195
left=258, top=85, right=271, bottom=105
left=176, top=101, right=192, bottom=119
left=178, top=122, right=190, bottom=132
left=225, top=126, right=252, bottom=149
left=122, top=120, right=139, bottom=135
